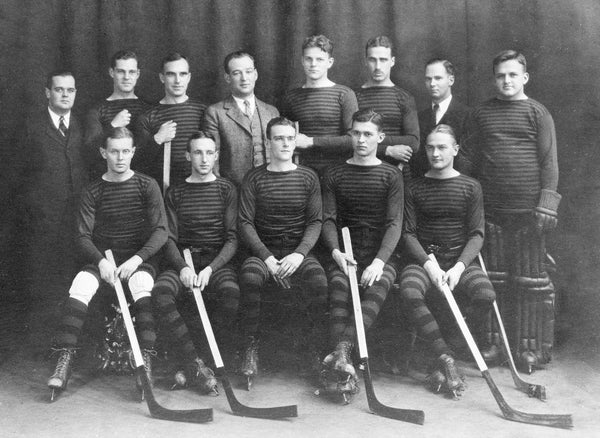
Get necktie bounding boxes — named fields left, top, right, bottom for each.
left=432, top=103, right=440, bottom=126
left=244, top=100, right=252, bottom=118
left=58, top=116, right=68, bottom=136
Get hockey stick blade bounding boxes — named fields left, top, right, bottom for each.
left=342, top=228, right=425, bottom=424
left=477, top=255, right=546, bottom=400
left=429, top=254, right=572, bottom=429
left=183, top=249, right=297, bottom=419
left=361, top=359, right=425, bottom=425
left=105, top=250, right=213, bottom=423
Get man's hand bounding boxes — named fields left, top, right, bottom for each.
left=110, top=109, right=131, bottom=128
left=533, top=210, right=557, bottom=233
left=332, top=248, right=357, bottom=276
left=295, top=133, right=314, bottom=149
left=195, top=266, right=212, bottom=291
left=276, top=253, right=304, bottom=279
left=361, top=258, right=385, bottom=288
left=265, top=256, right=291, bottom=289
left=179, top=266, right=196, bottom=290
left=385, top=145, right=413, bottom=162
left=116, top=255, right=143, bottom=280
left=154, top=120, right=177, bottom=144
left=424, top=259, right=445, bottom=291
left=444, top=262, right=465, bottom=291
left=99, top=258, right=117, bottom=284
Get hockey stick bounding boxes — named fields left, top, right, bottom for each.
left=342, top=228, right=425, bottom=425
left=105, top=250, right=213, bottom=423
left=183, top=249, right=298, bottom=419
left=163, top=141, right=171, bottom=196
left=477, top=254, right=546, bottom=400
left=428, top=254, right=572, bottom=429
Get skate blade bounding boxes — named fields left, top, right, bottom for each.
left=50, top=388, right=58, bottom=402
left=246, top=376, right=253, bottom=391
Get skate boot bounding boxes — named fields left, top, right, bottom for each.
left=319, top=341, right=359, bottom=404
left=438, top=354, right=465, bottom=399
left=48, top=348, right=76, bottom=402
left=481, top=344, right=501, bottom=365
left=173, top=358, right=218, bottom=395
left=426, top=369, right=446, bottom=393
left=241, top=336, right=259, bottom=391
left=130, top=349, right=155, bottom=401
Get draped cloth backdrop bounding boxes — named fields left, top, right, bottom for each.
left=0, top=0, right=599, bottom=296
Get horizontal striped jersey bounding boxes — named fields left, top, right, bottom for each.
left=136, top=98, right=206, bottom=187
left=76, top=172, right=167, bottom=264
left=239, top=165, right=322, bottom=260
left=322, top=161, right=403, bottom=263
left=163, top=177, right=238, bottom=272
left=355, top=85, right=420, bottom=152
left=280, top=84, right=357, bottom=172
left=403, top=174, right=484, bottom=267
left=460, top=98, right=558, bottom=214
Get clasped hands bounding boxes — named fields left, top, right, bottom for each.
left=332, top=249, right=385, bottom=288
left=424, top=259, right=465, bottom=292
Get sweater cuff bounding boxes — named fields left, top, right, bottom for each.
left=536, top=189, right=561, bottom=216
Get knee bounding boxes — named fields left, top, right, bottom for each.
left=128, top=270, right=154, bottom=301
left=68, top=271, right=100, bottom=306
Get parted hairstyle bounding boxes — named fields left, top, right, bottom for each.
left=161, top=52, right=188, bottom=71
left=351, top=108, right=384, bottom=132
left=427, top=124, right=457, bottom=144
left=110, top=50, right=138, bottom=69
left=492, top=50, right=527, bottom=73
left=302, top=35, right=333, bottom=56
left=187, top=131, right=216, bottom=152
left=266, top=117, right=296, bottom=139
left=365, top=35, right=393, bottom=56
left=45, top=70, right=75, bottom=89
left=223, top=51, right=255, bottom=73
left=425, top=58, right=456, bottom=77
left=103, top=127, right=134, bottom=149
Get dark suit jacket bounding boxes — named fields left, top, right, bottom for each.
left=203, top=95, right=279, bottom=186
left=412, top=97, right=471, bottom=177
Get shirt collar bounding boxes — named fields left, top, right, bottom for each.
left=232, top=95, right=256, bottom=113
left=434, top=94, right=453, bottom=114
left=48, top=107, right=71, bottom=129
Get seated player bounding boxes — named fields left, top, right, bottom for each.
left=398, top=124, right=495, bottom=397
left=152, top=132, right=239, bottom=394
left=238, top=117, right=328, bottom=388
left=320, top=109, right=403, bottom=400
left=47, top=127, right=167, bottom=400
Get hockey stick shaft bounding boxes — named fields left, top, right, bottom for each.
left=428, top=254, right=572, bottom=429
left=183, top=249, right=298, bottom=419
left=105, top=250, right=213, bottom=423
left=477, top=254, right=546, bottom=400
left=163, top=141, right=171, bottom=196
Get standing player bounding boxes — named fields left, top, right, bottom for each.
left=203, top=51, right=279, bottom=186
left=412, top=59, right=471, bottom=177
left=398, top=125, right=495, bottom=397
left=280, top=35, right=358, bottom=174
left=320, top=109, right=403, bottom=399
left=355, top=36, right=419, bottom=175
left=47, top=127, right=167, bottom=400
left=238, top=117, right=328, bottom=388
left=460, top=50, right=560, bottom=372
left=137, top=52, right=206, bottom=188
left=85, top=50, right=151, bottom=179
left=152, top=132, right=239, bottom=394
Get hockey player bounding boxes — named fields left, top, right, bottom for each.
left=460, top=50, right=560, bottom=372
left=238, top=116, right=328, bottom=388
left=320, top=109, right=403, bottom=399
left=47, top=127, right=167, bottom=400
left=398, top=124, right=495, bottom=397
left=152, top=132, right=239, bottom=394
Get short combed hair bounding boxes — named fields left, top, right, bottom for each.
left=352, top=108, right=384, bottom=132
left=427, top=124, right=457, bottom=143
left=425, top=58, right=456, bottom=77
left=302, top=35, right=333, bottom=57
left=492, top=50, right=527, bottom=73
left=103, top=127, right=134, bottom=148
left=223, top=51, right=255, bottom=73
left=110, top=50, right=138, bottom=68
left=266, top=117, right=296, bottom=139
left=187, top=131, right=216, bottom=152
left=161, top=52, right=188, bottom=71
left=45, top=70, right=75, bottom=89
left=365, top=35, right=393, bottom=56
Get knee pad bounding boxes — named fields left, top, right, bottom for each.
left=69, top=271, right=100, bottom=305
left=128, top=271, right=154, bottom=301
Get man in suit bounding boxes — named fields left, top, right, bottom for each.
left=412, top=59, right=471, bottom=177
left=18, top=70, right=88, bottom=309
left=203, top=51, right=279, bottom=186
